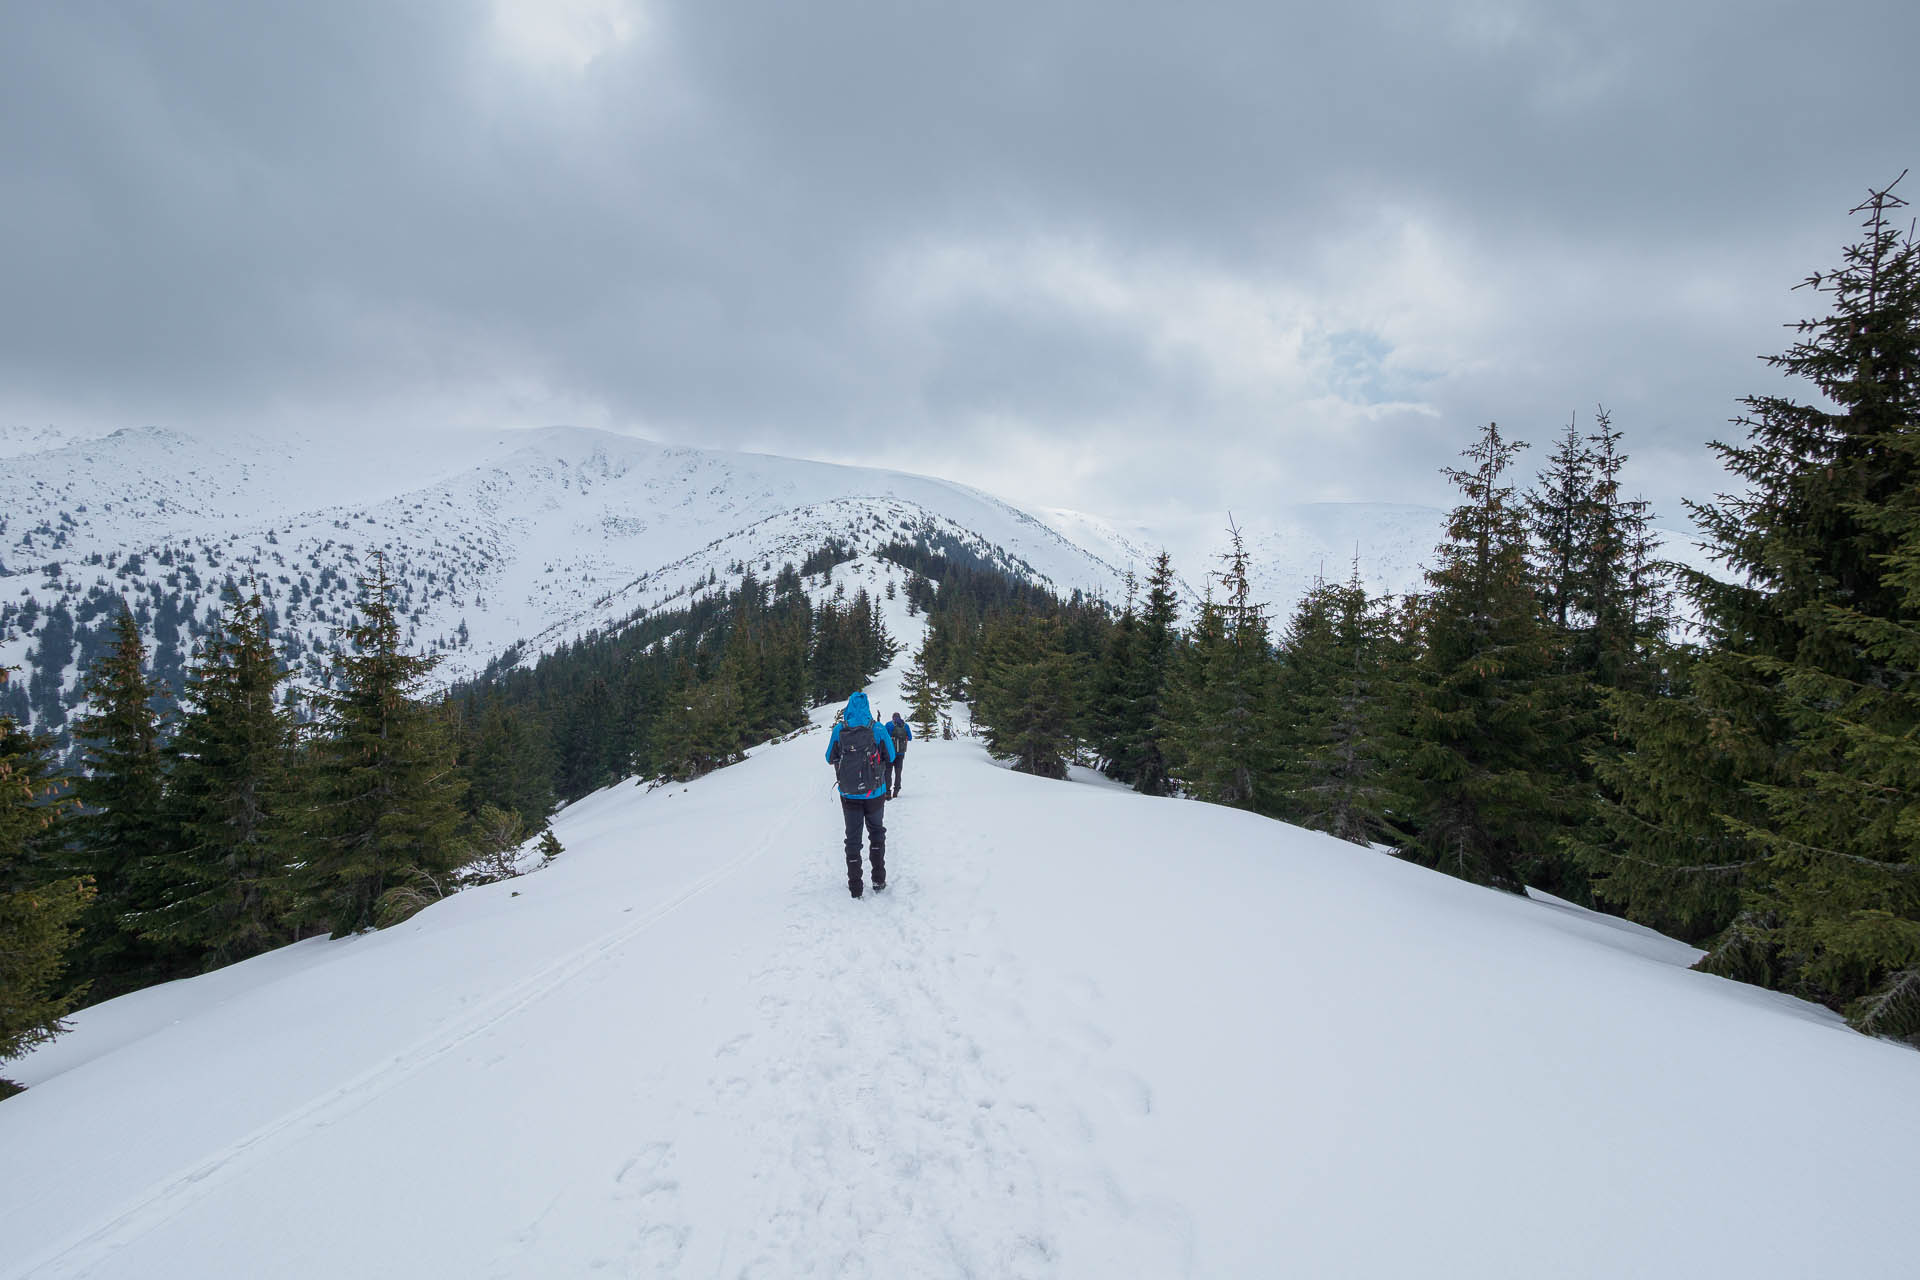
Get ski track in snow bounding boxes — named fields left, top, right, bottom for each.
left=6, top=786, right=817, bottom=1280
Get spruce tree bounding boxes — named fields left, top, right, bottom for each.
left=1555, top=411, right=1693, bottom=912
left=852, top=588, right=896, bottom=676
left=618, top=659, right=665, bottom=789
left=557, top=673, right=620, bottom=798
left=1130, top=552, right=1182, bottom=796
left=1580, top=411, right=1675, bottom=693
left=151, top=591, right=300, bottom=966
left=300, top=556, right=468, bottom=936
left=68, top=608, right=175, bottom=995
left=1529, top=417, right=1595, bottom=634
left=1160, top=527, right=1277, bottom=809
left=650, top=662, right=700, bottom=782
left=1523, top=409, right=1677, bottom=902
left=810, top=599, right=863, bottom=704
left=718, top=590, right=767, bottom=737
left=1272, top=565, right=1403, bottom=845
left=652, top=663, right=744, bottom=782
left=1579, top=179, right=1920, bottom=1022
left=1089, top=576, right=1145, bottom=784
left=0, top=707, right=93, bottom=1094
left=1159, top=588, right=1217, bottom=798
left=1397, top=423, right=1565, bottom=892
left=974, top=615, right=1081, bottom=778
left=1693, top=177, right=1920, bottom=1025
left=1575, top=644, right=1750, bottom=942
left=901, top=636, right=940, bottom=740
left=464, top=697, right=556, bottom=831
left=1778, top=461, right=1920, bottom=1036
left=1270, top=575, right=1336, bottom=824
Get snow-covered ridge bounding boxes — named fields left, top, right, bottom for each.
left=1, top=421, right=1710, bottom=740
left=0, top=425, right=1139, bottom=733
left=0, top=423, right=1472, bottom=741
left=0, top=424, right=99, bottom=461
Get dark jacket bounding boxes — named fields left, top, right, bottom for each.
left=826, top=691, right=896, bottom=799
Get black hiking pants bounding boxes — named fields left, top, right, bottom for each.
left=841, top=795, right=886, bottom=893
left=888, top=746, right=905, bottom=795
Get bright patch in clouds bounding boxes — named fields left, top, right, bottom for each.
left=490, top=0, right=647, bottom=73
left=876, top=222, right=1472, bottom=420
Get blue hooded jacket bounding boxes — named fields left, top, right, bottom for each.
left=826, top=691, right=895, bottom=799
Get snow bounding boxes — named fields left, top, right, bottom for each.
left=0, top=425, right=1135, bottom=730
left=0, top=426, right=1467, bottom=740
left=7, top=588, right=1920, bottom=1278
left=0, top=421, right=1718, bottom=754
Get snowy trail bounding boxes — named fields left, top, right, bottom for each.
left=8, top=587, right=1920, bottom=1275
left=707, top=776, right=1191, bottom=1278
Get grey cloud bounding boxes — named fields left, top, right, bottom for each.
left=1, top=0, right=1914, bottom=527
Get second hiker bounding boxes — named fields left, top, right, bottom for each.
left=886, top=711, right=912, bottom=796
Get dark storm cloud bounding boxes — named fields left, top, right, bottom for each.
left=2, top=0, right=1915, bottom=522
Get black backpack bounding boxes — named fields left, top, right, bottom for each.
left=834, top=723, right=884, bottom=795
left=888, top=719, right=909, bottom=749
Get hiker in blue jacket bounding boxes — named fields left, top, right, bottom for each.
left=825, top=691, right=897, bottom=898
left=885, top=712, right=912, bottom=796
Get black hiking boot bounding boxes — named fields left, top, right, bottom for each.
left=872, top=878, right=887, bottom=893
left=849, top=884, right=864, bottom=899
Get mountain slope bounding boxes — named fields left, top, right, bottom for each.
left=0, top=422, right=1721, bottom=747
left=4, top=598, right=1916, bottom=1279
left=0, top=425, right=1131, bottom=737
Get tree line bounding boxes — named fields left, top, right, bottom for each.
left=942, top=177, right=1920, bottom=1045
left=447, top=557, right=897, bottom=806
left=1, top=558, right=460, bottom=1091
left=1, top=553, right=914, bottom=1090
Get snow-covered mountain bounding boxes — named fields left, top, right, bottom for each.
left=5, top=596, right=1914, bottom=1278
left=0, top=425, right=86, bottom=461
left=0, top=423, right=1457, bottom=739
left=0, top=422, right=1712, bottom=742
left=0, top=424, right=1135, bottom=732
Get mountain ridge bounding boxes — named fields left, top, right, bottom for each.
left=1, top=424, right=1455, bottom=742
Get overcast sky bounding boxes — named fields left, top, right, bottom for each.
left=2, top=1, right=1914, bottom=526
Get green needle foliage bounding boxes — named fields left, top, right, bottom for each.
left=300, top=555, right=469, bottom=937
left=1710, top=180, right=1920, bottom=1030
left=1396, top=423, right=1567, bottom=893
left=1579, top=176, right=1920, bottom=1038
left=1162, top=526, right=1279, bottom=810
left=902, top=636, right=941, bottom=740
left=463, top=696, right=556, bottom=833
left=974, top=613, right=1082, bottom=779
left=0, top=704, right=91, bottom=1094
left=68, top=608, right=177, bottom=995
left=1272, top=564, right=1405, bottom=846
left=149, top=591, right=301, bottom=966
